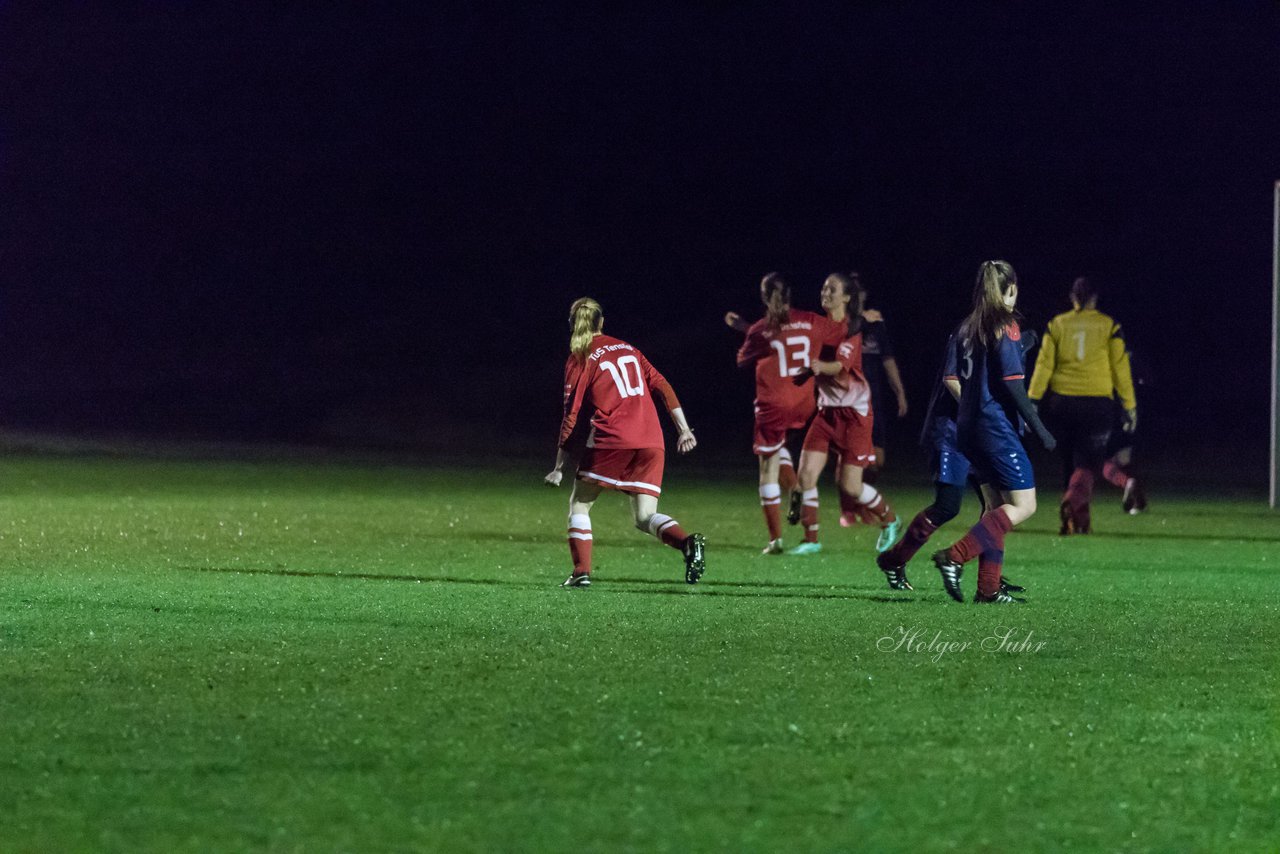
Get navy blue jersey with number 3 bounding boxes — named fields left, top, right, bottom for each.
left=953, top=322, right=1026, bottom=438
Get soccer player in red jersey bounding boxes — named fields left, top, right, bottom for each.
left=728, top=273, right=827, bottom=554
left=787, top=273, right=901, bottom=556
left=545, top=297, right=706, bottom=588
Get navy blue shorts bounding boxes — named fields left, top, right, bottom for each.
left=960, top=422, right=1035, bottom=492
left=929, top=420, right=972, bottom=488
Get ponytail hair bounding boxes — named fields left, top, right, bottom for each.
left=568, top=297, right=603, bottom=362
left=760, top=272, right=791, bottom=329
left=960, top=260, right=1018, bottom=347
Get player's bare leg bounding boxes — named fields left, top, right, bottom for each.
left=630, top=493, right=705, bottom=583
left=840, top=463, right=900, bottom=553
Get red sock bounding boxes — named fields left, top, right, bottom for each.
left=857, top=485, right=895, bottom=526
left=887, top=509, right=939, bottom=564
left=948, top=507, right=1012, bottom=566
left=648, top=513, right=689, bottom=549
left=760, top=483, right=782, bottom=541
left=839, top=486, right=858, bottom=519
left=568, top=513, right=592, bottom=575
left=801, top=487, right=819, bottom=543
left=977, top=554, right=1003, bottom=599
left=1101, top=461, right=1129, bottom=489
left=1064, top=468, right=1095, bottom=513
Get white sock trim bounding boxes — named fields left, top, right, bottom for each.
left=647, top=513, right=678, bottom=539
left=759, top=483, right=782, bottom=500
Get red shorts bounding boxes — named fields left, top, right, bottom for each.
left=753, top=402, right=814, bottom=456
left=802, top=407, right=876, bottom=466
left=577, top=447, right=665, bottom=497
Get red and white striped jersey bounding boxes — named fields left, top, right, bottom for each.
left=816, top=332, right=871, bottom=415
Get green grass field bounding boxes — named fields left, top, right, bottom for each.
left=2, top=453, right=1278, bottom=852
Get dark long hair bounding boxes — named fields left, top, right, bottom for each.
left=760, top=272, right=791, bottom=329
left=959, top=260, right=1018, bottom=347
left=826, top=272, right=865, bottom=337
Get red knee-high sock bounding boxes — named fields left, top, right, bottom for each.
left=886, top=509, right=939, bottom=564
left=777, top=449, right=798, bottom=494
left=856, top=484, right=896, bottom=526
left=760, top=483, right=782, bottom=541
left=1064, top=468, right=1095, bottom=513
left=947, top=507, right=1012, bottom=567
left=568, top=513, right=593, bottom=576
left=648, top=513, right=689, bottom=549
left=800, top=487, right=820, bottom=543
left=839, top=484, right=859, bottom=519
left=1101, top=461, right=1129, bottom=489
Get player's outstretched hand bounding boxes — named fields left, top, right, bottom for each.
left=861, top=308, right=883, bottom=323
left=676, top=429, right=697, bottom=454
left=724, top=312, right=747, bottom=332
left=544, top=469, right=563, bottom=487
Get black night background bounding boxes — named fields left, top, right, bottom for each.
left=4, top=3, right=1279, bottom=472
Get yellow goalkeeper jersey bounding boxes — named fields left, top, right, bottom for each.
left=1027, top=308, right=1137, bottom=409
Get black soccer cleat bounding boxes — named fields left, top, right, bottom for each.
left=876, top=551, right=913, bottom=590
left=682, top=533, right=707, bottom=584
left=931, top=549, right=965, bottom=602
left=786, top=489, right=803, bottom=525
left=1122, top=478, right=1148, bottom=515
left=1058, top=500, right=1074, bottom=536
left=999, top=577, right=1025, bottom=594
left=974, top=590, right=1024, bottom=604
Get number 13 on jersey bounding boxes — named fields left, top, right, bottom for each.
left=770, top=336, right=812, bottom=377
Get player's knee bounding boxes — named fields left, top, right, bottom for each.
left=633, top=513, right=653, bottom=533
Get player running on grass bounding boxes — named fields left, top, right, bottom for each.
left=929, top=261, right=1056, bottom=604
left=787, top=273, right=901, bottom=556
left=873, top=325, right=1038, bottom=593
left=545, top=297, right=706, bottom=588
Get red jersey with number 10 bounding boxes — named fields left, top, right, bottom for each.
left=737, top=309, right=841, bottom=414
left=559, top=335, right=670, bottom=450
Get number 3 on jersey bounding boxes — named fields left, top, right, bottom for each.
left=769, top=336, right=812, bottom=377
left=600, top=355, right=645, bottom=398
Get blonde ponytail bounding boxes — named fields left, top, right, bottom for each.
left=568, top=297, right=603, bottom=361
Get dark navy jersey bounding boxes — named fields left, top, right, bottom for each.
left=860, top=320, right=893, bottom=402
left=950, top=321, right=1026, bottom=437
left=921, top=324, right=1040, bottom=450
left=919, top=332, right=960, bottom=447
